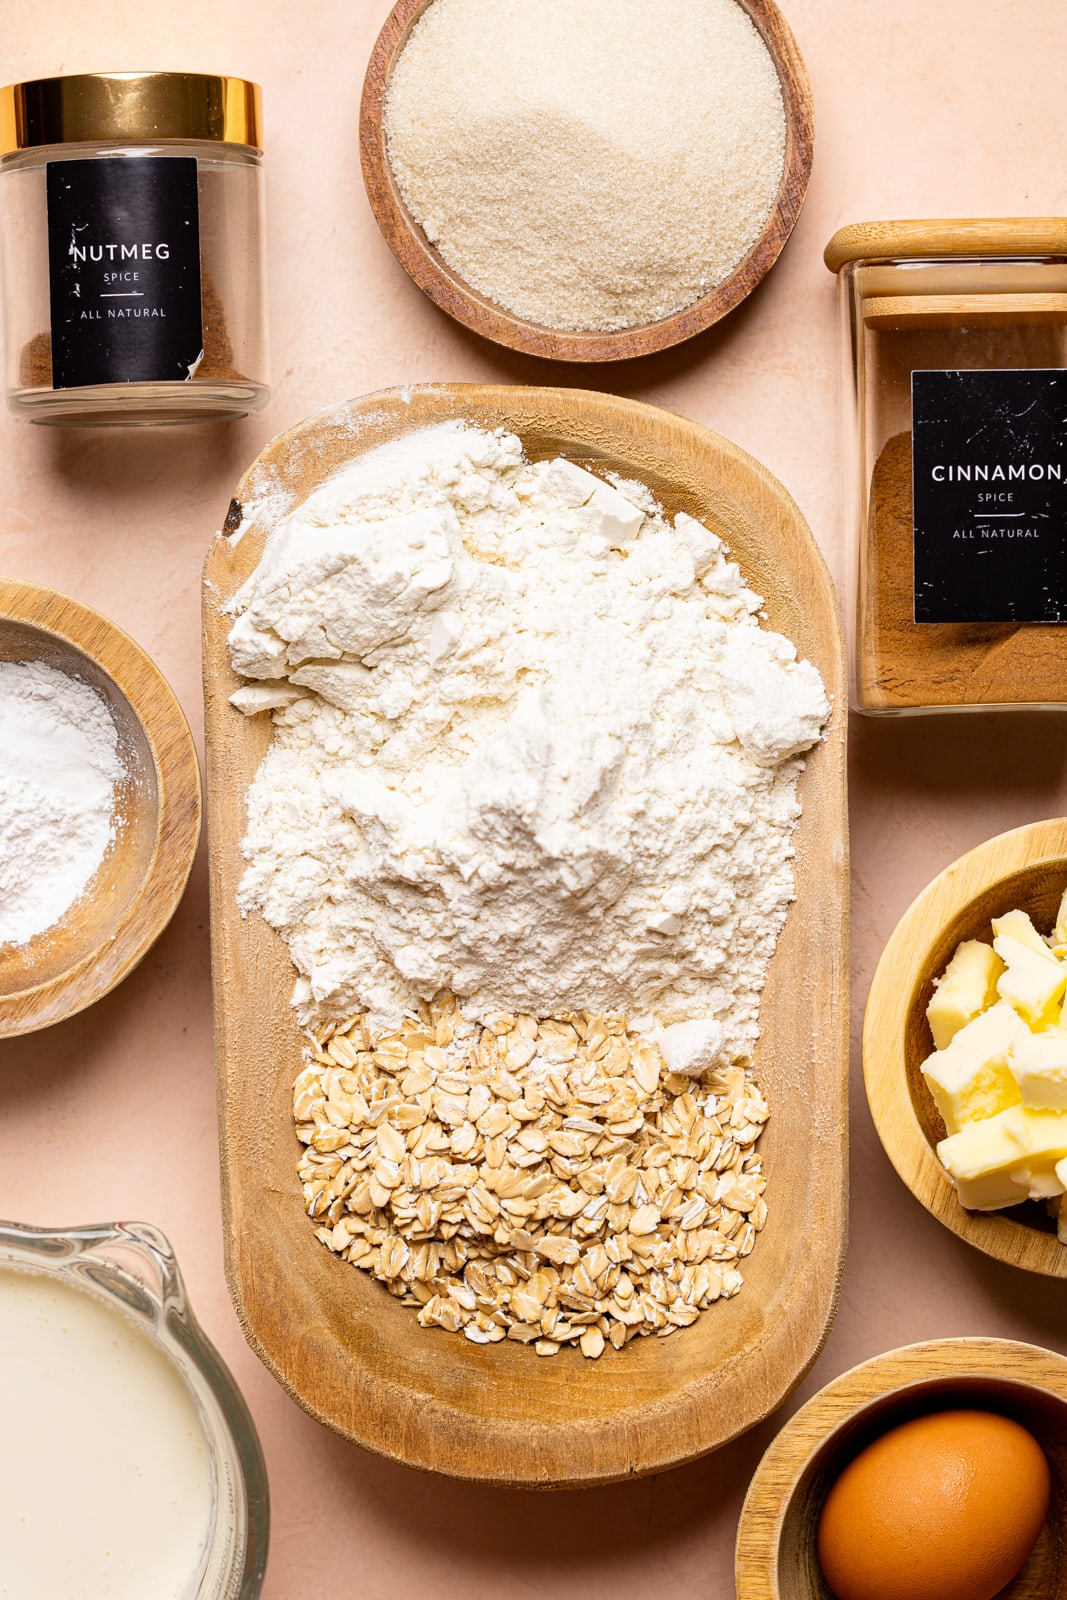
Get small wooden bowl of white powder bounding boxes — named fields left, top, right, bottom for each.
left=361, top=0, right=813, bottom=360
left=0, top=580, right=201, bottom=1037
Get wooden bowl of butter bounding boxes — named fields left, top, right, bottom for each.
left=864, top=818, right=1067, bottom=1277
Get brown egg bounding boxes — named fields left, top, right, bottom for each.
left=816, top=1408, right=1050, bottom=1600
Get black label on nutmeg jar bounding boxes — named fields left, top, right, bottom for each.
left=911, top=368, right=1067, bottom=624
left=46, top=157, right=203, bottom=389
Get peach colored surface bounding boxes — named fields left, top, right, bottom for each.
left=2, top=3, right=1067, bottom=1596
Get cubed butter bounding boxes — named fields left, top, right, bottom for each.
left=1009, top=1031, right=1067, bottom=1111
left=926, top=939, right=1004, bottom=1050
left=992, top=909, right=1051, bottom=956
left=927, top=891, right=1067, bottom=1239
left=1006, top=1105, right=1067, bottom=1165
left=994, top=933, right=1067, bottom=1025
left=937, top=1109, right=1030, bottom=1209
left=1052, top=888, right=1067, bottom=957
left=937, top=1105, right=1067, bottom=1209
left=1033, top=996, right=1067, bottom=1032
left=1026, top=1166, right=1066, bottom=1199
left=921, top=1001, right=1025, bottom=1134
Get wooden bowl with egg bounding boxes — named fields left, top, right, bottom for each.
left=864, top=818, right=1067, bottom=1279
left=735, top=1336, right=1067, bottom=1599
left=202, top=383, right=847, bottom=1486
left=0, top=580, right=201, bottom=1037
left=359, top=0, right=814, bottom=362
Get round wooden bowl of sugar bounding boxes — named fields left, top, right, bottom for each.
left=864, top=818, right=1067, bottom=1278
left=360, top=0, right=814, bottom=362
left=0, top=581, right=201, bottom=1037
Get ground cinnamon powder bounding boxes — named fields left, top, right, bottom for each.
left=860, top=431, right=1067, bottom=711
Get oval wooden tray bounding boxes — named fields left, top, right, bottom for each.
left=0, top=580, right=201, bottom=1037
left=736, top=1336, right=1067, bottom=1599
left=864, top=818, right=1067, bottom=1279
left=360, top=0, right=814, bottom=362
left=202, top=384, right=848, bottom=1486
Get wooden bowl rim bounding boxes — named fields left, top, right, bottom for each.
left=359, top=0, right=814, bottom=362
left=862, top=818, right=1067, bottom=1280
left=205, top=382, right=849, bottom=1486
left=735, top=1335, right=1067, bottom=1599
left=0, top=579, right=202, bottom=1037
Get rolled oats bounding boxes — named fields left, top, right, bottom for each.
left=295, top=996, right=769, bottom=1359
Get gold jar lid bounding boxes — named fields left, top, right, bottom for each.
left=0, top=72, right=262, bottom=154
left=825, top=218, right=1067, bottom=273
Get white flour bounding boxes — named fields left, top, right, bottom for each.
left=0, top=661, right=123, bottom=946
left=227, top=422, right=828, bottom=1071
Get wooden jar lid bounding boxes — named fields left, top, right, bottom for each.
left=825, top=218, right=1067, bottom=273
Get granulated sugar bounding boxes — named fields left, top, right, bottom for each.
left=383, top=0, right=786, bottom=332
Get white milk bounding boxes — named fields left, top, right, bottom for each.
left=0, top=1267, right=213, bottom=1599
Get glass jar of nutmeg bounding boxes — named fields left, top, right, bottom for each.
left=826, top=219, right=1067, bottom=714
left=0, top=72, right=269, bottom=424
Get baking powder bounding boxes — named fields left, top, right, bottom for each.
left=0, top=660, right=123, bottom=946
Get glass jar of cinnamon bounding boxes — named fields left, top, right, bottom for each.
left=0, top=72, right=269, bottom=424
left=826, top=219, right=1067, bottom=713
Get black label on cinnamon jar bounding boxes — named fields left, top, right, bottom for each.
left=911, top=368, right=1067, bottom=624
left=46, top=157, right=203, bottom=389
